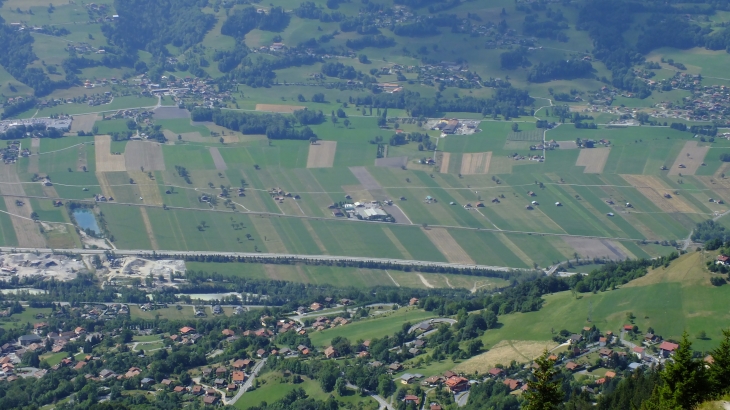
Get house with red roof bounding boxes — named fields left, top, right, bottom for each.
left=659, top=341, right=679, bottom=357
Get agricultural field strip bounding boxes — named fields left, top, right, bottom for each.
left=0, top=191, right=657, bottom=242
left=0, top=246, right=526, bottom=272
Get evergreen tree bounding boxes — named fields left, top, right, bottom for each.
left=642, top=332, right=707, bottom=410
left=523, top=350, right=563, bottom=410
left=708, top=329, right=730, bottom=396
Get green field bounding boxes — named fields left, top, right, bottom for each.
left=235, top=372, right=376, bottom=409
left=308, top=307, right=436, bottom=347
left=478, top=251, right=730, bottom=352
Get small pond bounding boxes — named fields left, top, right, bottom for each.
left=73, top=209, right=101, bottom=235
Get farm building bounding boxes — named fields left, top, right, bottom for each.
left=355, top=208, right=391, bottom=221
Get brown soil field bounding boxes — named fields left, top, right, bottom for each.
left=306, top=141, right=337, bottom=168
left=454, top=340, right=557, bottom=374
left=125, top=141, right=165, bottom=171
left=94, top=135, right=126, bottom=172
left=375, top=156, right=408, bottom=168
left=0, top=164, right=46, bottom=247
left=668, top=141, right=709, bottom=176
left=460, top=152, right=492, bottom=175
left=556, top=141, right=578, bottom=149
left=621, top=174, right=698, bottom=214
left=575, top=148, right=610, bottom=173
left=255, top=104, right=305, bottom=113
left=422, top=227, right=474, bottom=264
left=128, top=171, right=163, bottom=206
left=562, top=237, right=627, bottom=260
left=27, top=139, right=40, bottom=174
left=209, top=147, right=228, bottom=171
left=439, top=152, right=451, bottom=174
left=69, top=114, right=98, bottom=133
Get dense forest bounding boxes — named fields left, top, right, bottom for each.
left=221, top=6, right=290, bottom=39
left=101, top=0, right=215, bottom=56
left=190, top=108, right=317, bottom=140
left=0, top=17, right=63, bottom=96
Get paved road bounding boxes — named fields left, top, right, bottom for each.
left=225, top=358, right=267, bottom=406
left=0, top=246, right=522, bottom=272
left=346, top=383, right=393, bottom=410
left=455, top=391, right=469, bottom=407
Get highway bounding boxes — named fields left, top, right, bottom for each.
left=0, top=246, right=526, bottom=272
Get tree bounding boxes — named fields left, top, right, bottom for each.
left=343, top=119, right=350, bottom=128
left=523, top=351, right=563, bottom=410
left=643, top=332, right=707, bottom=410
left=708, top=329, right=730, bottom=396
left=512, top=122, right=519, bottom=132
left=335, top=377, right=347, bottom=396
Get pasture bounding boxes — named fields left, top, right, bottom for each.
left=478, top=251, right=730, bottom=352
left=308, top=307, right=436, bottom=348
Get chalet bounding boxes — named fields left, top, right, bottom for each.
left=216, top=367, right=227, bottom=376
left=717, top=255, right=730, bottom=265
left=633, top=346, right=646, bottom=359
left=180, top=326, right=195, bottom=334
left=445, top=376, right=469, bottom=393
left=659, top=341, right=679, bottom=357
left=256, top=349, right=267, bottom=358
left=203, top=396, right=218, bottom=405
left=324, top=346, right=337, bottom=359
left=565, top=362, right=581, bottom=372
left=232, top=371, right=246, bottom=384
left=417, top=322, right=433, bottom=332
left=443, top=371, right=457, bottom=379
left=487, top=368, right=503, bottom=377
left=409, top=298, right=419, bottom=306
left=599, top=348, right=614, bottom=358
left=191, top=385, right=203, bottom=395
left=599, top=337, right=607, bottom=347
left=503, top=378, right=521, bottom=391
left=404, top=395, right=420, bottom=405
left=174, top=386, right=186, bottom=393
left=310, top=302, right=322, bottom=311
left=644, top=333, right=657, bottom=343
left=214, top=378, right=226, bottom=387
left=623, top=325, right=634, bottom=332
left=388, top=362, right=403, bottom=372
left=424, top=376, right=443, bottom=386
left=161, top=379, right=172, bottom=386
left=400, top=373, right=418, bottom=384
left=222, top=329, right=235, bottom=337
left=99, top=369, right=116, bottom=380
left=228, top=383, right=237, bottom=392
left=569, top=334, right=583, bottom=344
left=140, top=377, right=154, bottom=386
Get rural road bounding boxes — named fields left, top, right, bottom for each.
left=455, top=391, right=470, bottom=407
left=224, top=358, right=267, bottom=406
left=345, top=383, right=393, bottom=410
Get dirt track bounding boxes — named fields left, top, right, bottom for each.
left=306, top=141, right=336, bottom=168
left=668, top=141, right=709, bottom=176
left=27, top=138, right=40, bottom=173
left=575, top=148, right=610, bottom=173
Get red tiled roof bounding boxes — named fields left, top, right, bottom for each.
left=659, top=341, right=679, bottom=352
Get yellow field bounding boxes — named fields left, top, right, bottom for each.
left=460, top=152, right=492, bottom=175
left=454, top=340, right=557, bottom=373
left=439, top=152, right=451, bottom=174
left=621, top=174, right=700, bottom=214
left=255, top=104, right=305, bottom=113
left=94, top=135, right=126, bottom=172
left=575, top=148, right=610, bottom=173
left=668, top=141, right=709, bottom=176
